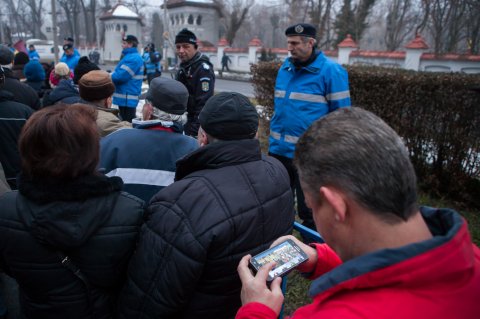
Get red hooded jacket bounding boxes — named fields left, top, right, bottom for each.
left=236, top=207, right=480, bottom=319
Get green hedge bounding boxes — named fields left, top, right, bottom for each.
left=251, top=62, right=480, bottom=207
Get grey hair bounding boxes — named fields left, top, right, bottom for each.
left=294, top=107, right=418, bottom=223
left=301, top=36, right=317, bottom=46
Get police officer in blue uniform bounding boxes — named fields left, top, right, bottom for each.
left=175, top=28, right=215, bottom=137
left=269, top=23, right=351, bottom=232
left=111, top=35, right=144, bottom=123
left=143, top=43, right=162, bottom=85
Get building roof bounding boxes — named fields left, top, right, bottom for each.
left=338, top=34, right=358, bottom=48
left=165, top=0, right=220, bottom=11
left=100, top=4, right=142, bottom=21
left=405, top=34, right=429, bottom=49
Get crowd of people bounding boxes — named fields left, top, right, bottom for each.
left=0, top=23, right=478, bottom=319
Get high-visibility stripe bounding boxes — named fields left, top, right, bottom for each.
left=133, top=75, right=144, bottom=80
left=113, top=93, right=139, bottom=100
left=326, top=90, right=350, bottom=101
left=275, top=90, right=286, bottom=98
left=284, top=135, right=299, bottom=144
left=0, top=118, right=28, bottom=121
left=289, top=92, right=327, bottom=104
left=105, top=168, right=175, bottom=186
left=120, top=64, right=135, bottom=76
left=270, top=131, right=281, bottom=140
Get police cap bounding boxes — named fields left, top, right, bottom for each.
left=285, top=23, right=316, bottom=39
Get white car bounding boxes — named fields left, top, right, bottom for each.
left=26, top=39, right=63, bottom=64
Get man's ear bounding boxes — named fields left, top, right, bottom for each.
left=319, top=186, right=347, bottom=222
left=198, top=127, right=209, bottom=146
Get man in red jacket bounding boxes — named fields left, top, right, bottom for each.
left=236, top=107, right=480, bottom=319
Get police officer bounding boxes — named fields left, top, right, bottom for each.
left=143, top=43, right=162, bottom=85
left=175, top=28, right=215, bottom=137
left=269, top=23, right=351, bottom=232
left=111, top=34, right=144, bottom=123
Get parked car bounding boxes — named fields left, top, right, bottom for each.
left=26, top=39, right=63, bottom=64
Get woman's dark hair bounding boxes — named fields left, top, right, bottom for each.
left=19, top=104, right=99, bottom=180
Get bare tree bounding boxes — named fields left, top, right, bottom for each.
left=335, top=0, right=377, bottom=46
left=5, top=0, right=31, bottom=40
left=58, top=0, right=81, bottom=43
left=214, top=0, right=254, bottom=46
left=384, top=0, right=418, bottom=51
left=421, top=0, right=468, bottom=54
left=284, top=0, right=309, bottom=25
left=21, top=0, right=47, bottom=39
left=306, top=0, right=336, bottom=49
left=465, top=0, right=480, bottom=54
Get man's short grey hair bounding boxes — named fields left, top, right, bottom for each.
left=301, top=36, right=317, bottom=46
left=294, top=107, right=418, bottom=223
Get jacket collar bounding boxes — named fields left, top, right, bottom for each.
left=309, top=207, right=472, bottom=298
left=283, top=50, right=326, bottom=74
left=122, top=47, right=138, bottom=55
left=131, top=118, right=183, bottom=132
left=175, top=139, right=261, bottom=181
left=180, top=51, right=210, bottom=69
left=18, top=173, right=123, bottom=204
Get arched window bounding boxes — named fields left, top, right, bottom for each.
left=197, top=15, right=202, bottom=25
left=188, top=14, right=194, bottom=25
left=171, top=18, right=174, bottom=25
left=116, top=24, right=121, bottom=31
left=181, top=14, right=185, bottom=24
left=123, top=24, right=128, bottom=32
left=175, top=15, right=179, bottom=25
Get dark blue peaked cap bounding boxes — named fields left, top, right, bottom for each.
left=285, top=23, right=316, bottom=39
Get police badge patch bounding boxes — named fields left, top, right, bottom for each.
left=295, top=24, right=304, bottom=33
left=201, top=81, right=210, bottom=92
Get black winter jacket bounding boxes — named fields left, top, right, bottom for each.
left=176, top=52, right=215, bottom=136
left=2, top=68, right=41, bottom=110
left=0, top=174, right=144, bottom=319
left=0, top=90, right=33, bottom=189
left=118, top=139, right=295, bottom=319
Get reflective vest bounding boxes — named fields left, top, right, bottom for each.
left=111, top=47, right=144, bottom=108
left=269, top=52, right=351, bottom=159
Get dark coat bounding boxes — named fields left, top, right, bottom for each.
left=2, top=68, right=41, bottom=110
left=0, top=174, right=144, bottom=319
left=0, top=90, right=33, bottom=189
left=118, top=139, right=295, bottom=319
left=42, top=79, right=81, bottom=107
left=176, top=52, right=215, bottom=136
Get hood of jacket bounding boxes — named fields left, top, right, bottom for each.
left=48, top=79, right=79, bottom=104
left=175, top=139, right=261, bottom=181
left=309, top=207, right=476, bottom=299
left=16, top=173, right=124, bottom=249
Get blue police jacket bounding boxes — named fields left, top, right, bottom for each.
left=269, top=51, right=351, bottom=159
left=28, top=50, right=40, bottom=61
left=142, top=51, right=161, bottom=74
left=60, top=54, right=80, bottom=72
left=111, top=47, right=144, bottom=108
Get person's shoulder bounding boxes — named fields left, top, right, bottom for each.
left=0, top=98, right=34, bottom=116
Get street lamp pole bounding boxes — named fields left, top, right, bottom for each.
left=51, top=0, right=59, bottom=63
